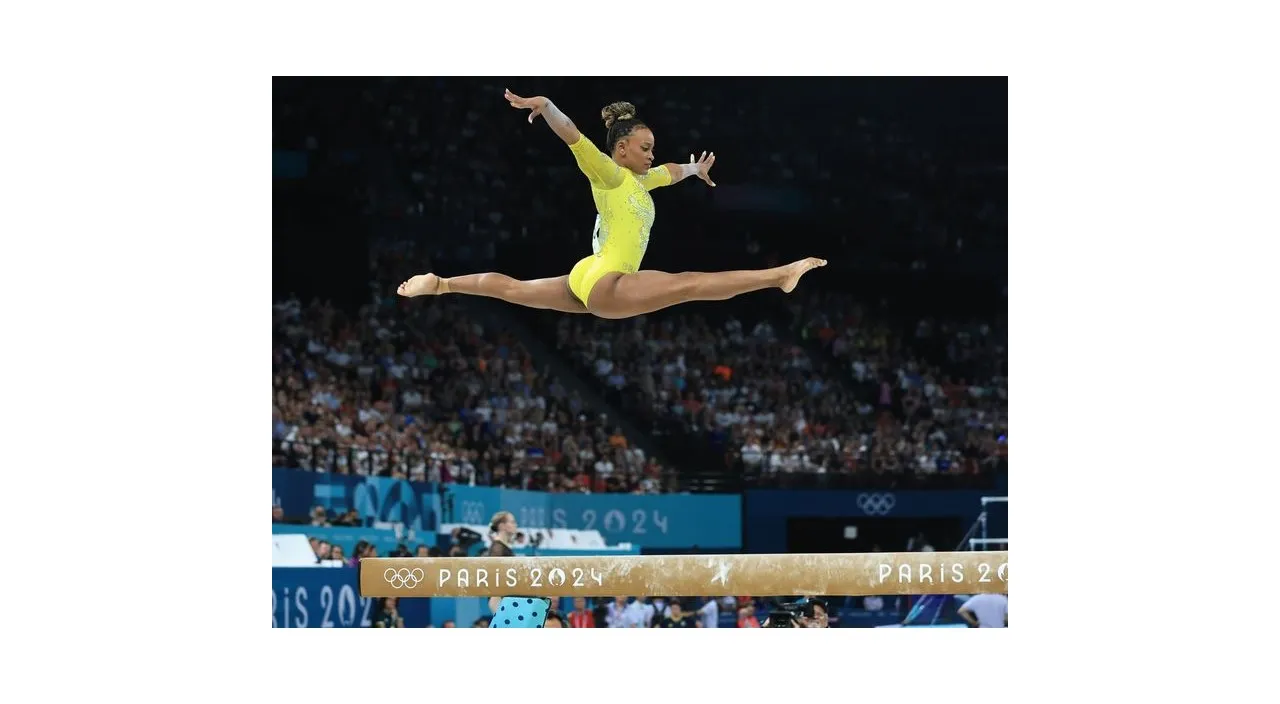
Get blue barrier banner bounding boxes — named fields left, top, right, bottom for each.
left=273, top=468, right=439, bottom=532
left=273, top=467, right=319, bottom=517
left=271, top=567, right=374, bottom=628
left=552, top=492, right=740, bottom=549
left=274, top=524, right=638, bottom=560
left=272, top=525, right=424, bottom=557
left=746, top=489, right=991, bottom=519
left=272, top=567, right=430, bottom=628
left=274, top=468, right=742, bottom=549
left=443, top=484, right=532, bottom=526
left=744, top=484, right=1007, bottom=554
left=443, top=484, right=741, bottom=549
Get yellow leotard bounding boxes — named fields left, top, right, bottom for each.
left=565, top=135, right=673, bottom=305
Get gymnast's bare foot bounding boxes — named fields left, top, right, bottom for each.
left=397, top=274, right=447, bottom=297
left=779, top=257, right=827, bottom=293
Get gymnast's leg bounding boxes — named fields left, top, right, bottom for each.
left=585, top=257, right=826, bottom=320
left=397, top=272, right=589, bottom=314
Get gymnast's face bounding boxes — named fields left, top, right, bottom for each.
left=616, top=128, right=655, bottom=175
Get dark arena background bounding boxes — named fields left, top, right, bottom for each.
left=272, top=76, right=1007, bottom=629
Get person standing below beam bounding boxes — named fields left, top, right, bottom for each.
left=485, top=511, right=552, bottom=628
left=958, top=591, right=1008, bottom=628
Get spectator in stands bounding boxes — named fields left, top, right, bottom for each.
left=443, top=620, right=456, bottom=628
left=624, top=596, right=655, bottom=628
left=544, top=610, right=567, bottom=628
left=568, top=597, right=596, bottom=628
left=310, top=506, right=331, bottom=527
left=737, top=604, right=761, bottom=628
left=958, top=591, right=1007, bottom=628
left=696, top=596, right=720, bottom=628
left=472, top=617, right=491, bottom=628
left=330, top=545, right=345, bottom=562
left=809, top=600, right=829, bottom=628
left=334, top=509, right=361, bottom=527
left=416, top=544, right=430, bottom=557
left=651, top=596, right=671, bottom=623
left=372, top=598, right=405, bottom=628
left=315, top=540, right=332, bottom=561
left=657, top=600, right=699, bottom=628
left=605, top=596, right=629, bottom=628
left=272, top=505, right=285, bottom=523
left=798, top=598, right=829, bottom=628
left=592, top=598, right=610, bottom=626
left=351, top=540, right=369, bottom=568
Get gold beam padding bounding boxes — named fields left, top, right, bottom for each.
left=360, top=552, right=1008, bottom=598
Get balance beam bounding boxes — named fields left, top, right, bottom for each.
left=359, top=551, right=1008, bottom=598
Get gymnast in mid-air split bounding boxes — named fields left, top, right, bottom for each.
left=397, top=89, right=826, bottom=318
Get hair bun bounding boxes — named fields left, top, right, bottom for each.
left=601, top=101, right=637, bottom=128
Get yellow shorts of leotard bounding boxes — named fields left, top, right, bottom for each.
left=568, top=253, right=634, bottom=306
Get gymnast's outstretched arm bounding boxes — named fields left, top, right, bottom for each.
left=505, top=88, right=624, bottom=190
left=504, top=89, right=581, bottom=145
left=642, top=151, right=717, bottom=191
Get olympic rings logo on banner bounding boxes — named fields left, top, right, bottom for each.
left=384, top=568, right=424, bottom=589
left=856, top=493, right=896, bottom=516
left=460, top=501, right=485, bottom=525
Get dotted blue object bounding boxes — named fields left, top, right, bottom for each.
left=489, top=597, right=552, bottom=629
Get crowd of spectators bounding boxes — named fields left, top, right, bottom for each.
left=791, top=291, right=1007, bottom=477
left=373, top=595, right=793, bottom=629
left=272, top=287, right=677, bottom=494
left=556, top=309, right=861, bottom=477
left=551, top=294, right=1007, bottom=486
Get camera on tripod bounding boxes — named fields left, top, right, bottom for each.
left=765, top=597, right=827, bottom=628
left=453, top=526, right=483, bottom=554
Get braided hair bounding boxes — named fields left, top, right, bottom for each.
left=601, top=101, right=648, bottom=155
